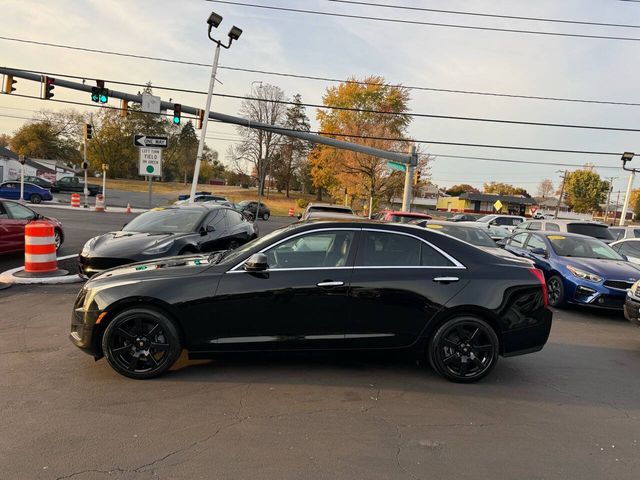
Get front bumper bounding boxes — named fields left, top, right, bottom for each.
left=623, top=294, right=640, bottom=326
left=69, top=305, right=102, bottom=356
left=79, top=255, right=136, bottom=278
left=565, top=278, right=629, bottom=310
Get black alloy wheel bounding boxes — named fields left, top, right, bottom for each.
left=30, top=194, right=42, bottom=204
left=54, top=229, right=62, bottom=251
left=429, top=317, right=499, bottom=383
left=547, top=275, right=565, bottom=307
left=102, top=308, right=181, bottom=379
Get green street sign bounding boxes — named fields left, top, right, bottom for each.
left=387, top=161, right=406, bottom=172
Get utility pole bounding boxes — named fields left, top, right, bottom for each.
left=620, top=171, right=635, bottom=226
left=18, top=155, right=25, bottom=201
left=555, top=170, right=568, bottom=220
left=401, top=146, right=418, bottom=212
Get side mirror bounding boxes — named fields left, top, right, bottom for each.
left=495, top=238, right=507, bottom=248
left=296, top=213, right=302, bottom=220
left=206, top=225, right=216, bottom=233
left=244, top=253, right=268, bottom=272
left=530, top=247, right=547, bottom=257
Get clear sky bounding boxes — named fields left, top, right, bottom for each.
left=1, top=0, right=640, bottom=197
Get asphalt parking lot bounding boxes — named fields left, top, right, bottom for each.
left=1, top=209, right=639, bottom=479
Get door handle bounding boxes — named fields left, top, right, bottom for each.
left=316, top=281, right=344, bottom=287
left=433, top=277, right=459, bottom=283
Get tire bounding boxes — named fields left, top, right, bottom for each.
left=54, top=229, right=63, bottom=251
left=262, top=212, right=270, bottom=221
left=228, top=240, right=240, bottom=250
left=30, top=194, right=42, bottom=204
left=102, top=307, right=182, bottom=380
left=547, top=275, right=565, bottom=308
left=428, top=316, right=499, bottom=383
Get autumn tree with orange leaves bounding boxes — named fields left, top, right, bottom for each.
left=309, top=76, right=412, bottom=211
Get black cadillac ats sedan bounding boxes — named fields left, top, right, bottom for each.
left=79, top=205, right=257, bottom=277
left=70, top=220, right=552, bottom=383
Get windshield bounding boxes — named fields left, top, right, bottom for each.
left=309, top=206, right=353, bottom=213
left=426, top=224, right=496, bottom=247
left=122, top=209, right=205, bottom=233
left=566, top=223, right=614, bottom=241
left=476, top=215, right=496, bottom=223
left=547, top=235, right=623, bottom=260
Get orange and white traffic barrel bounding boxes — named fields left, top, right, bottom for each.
left=288, top=207, right=295, bottom=217
left=70, top=193, right=80, bottom=208
left=23, top=221, right=58, bottom=274
left=95, top=194, right=105, bottom=212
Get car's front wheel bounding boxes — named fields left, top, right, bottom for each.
left=262, top=212, right=270, bottom=221
left=428, top=316, right=499, bottom=383
left=547, top=275, right=565, bottom=307
left=102, top=307, right=182, bottom=379
left=54, top=229, right=62, bottom=251
left=30, top=194, right=42, bottom=204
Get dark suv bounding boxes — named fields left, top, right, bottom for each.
left=52, top=176, right=102, bottom=196
left=237, top=200, right=270, bottom=220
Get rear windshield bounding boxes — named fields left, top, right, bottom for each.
left=425, top=224, right=496, bottom=247
left=309, top=206, right=353, bottom=214
left=566, top=223, right=614, bottom=240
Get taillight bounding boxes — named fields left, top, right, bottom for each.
left=529, top=268, right=548, bottom=308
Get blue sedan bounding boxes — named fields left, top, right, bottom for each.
left=505, top=231, right=640, bottom=309
left=0, top=181, right=53, bottom=204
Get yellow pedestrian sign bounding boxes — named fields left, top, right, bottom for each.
left=493, top=200, right=503, bottom=212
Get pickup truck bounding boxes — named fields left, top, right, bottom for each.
left=51, top=176, right=102, bottom=196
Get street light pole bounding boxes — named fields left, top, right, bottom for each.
left=189, top=12, right=242, bottom=204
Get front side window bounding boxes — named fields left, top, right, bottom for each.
left=526, top=235, right=547, bottom=251
left=6, top=202, right=36, bottom=220
left=357, top=231, right=454, bottom=267
left=264, top=230, right=355, bottom=269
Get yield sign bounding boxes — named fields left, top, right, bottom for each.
left=530, top=205, right=539, bottom=214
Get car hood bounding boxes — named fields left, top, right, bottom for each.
left=561, top=257, right=640, bottom=280
left=88, top=231, right=192, bottom=257
left=88, top=253, right=216, bottom=284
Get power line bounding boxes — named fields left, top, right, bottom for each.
left=1, top=88, right=634, bottom=157
left=212, top=0, right=640, bottom=42
left=327, top=0, right=640, bottom=29
left=8, top=66, right=640, bottom=133
left=2, top=36, right=640, bottom=106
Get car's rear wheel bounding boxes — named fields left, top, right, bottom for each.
left=102, top=308, right=182, bottom=379
left=30, top=194, right=42, bottom=204
left=262, top=212, right=270, bottom=221
left=428, top=316, right=499, bottom=383
left=547, top=275, right=565, bottom=307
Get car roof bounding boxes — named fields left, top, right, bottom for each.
left=381, top=211, right=430, bottom=216
left=521, top=231, right=597, bottom=240
left=525, top=219, right=604, bottom=225
left=422, top=220, right=483, bottom=228
left=307, top=203, right=351, bottom=208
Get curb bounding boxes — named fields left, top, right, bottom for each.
left=0, top=254, right=84, bottom=285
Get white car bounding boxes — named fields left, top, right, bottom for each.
left=174, top=194, right=228, bottom=206
left=610, top=238, right=640, bottom=264
left=459, top=214, right=525, bottom=241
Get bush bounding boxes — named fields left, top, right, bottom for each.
left=296, top=198, right=309, bottom=208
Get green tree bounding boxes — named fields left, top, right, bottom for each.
left=10, top=115, right=81, bottom=162
left=275, top=93, right=311, bottom=197
left=446, top=183, right=479, bottom=196
left=536, top=178, right=554, bottom=199
left=564, top=169, right=608, bottom=213
left=483, top=182, right=530, bottom=197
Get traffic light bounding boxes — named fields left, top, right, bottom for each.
left=196, top=109, right=204, bottom=129
left=173, top=103, right=181, bottom=125
left=42, top=75, right=55, bottom=100
left=413, top=168, right=421, bottom=186
left=84, top=123, right=93, bottom=140
left=120, top=99, right=128, bottom=118
left=3, top=75, right=16, bottom=94
left=82, top=161, right=89, bottom=170
left=91, top=80, right=108, bottom=104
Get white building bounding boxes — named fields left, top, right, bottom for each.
left=0, top=146, right=77, bottom=182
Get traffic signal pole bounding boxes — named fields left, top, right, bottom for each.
left=401, top=146, right=418, bottom=212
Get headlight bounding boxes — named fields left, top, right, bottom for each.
left=81, top=237, right=97, bottom=256
left=567, top=265, right=602, bottom=283
left=142, top=240, right=174, bottom=255
left=630, top=280, right=640, bottom=296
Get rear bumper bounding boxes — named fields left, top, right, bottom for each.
left=501, top=307, right=553, bottom=357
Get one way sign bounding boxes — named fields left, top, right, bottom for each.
left=133, top=134, right=168, bottom=149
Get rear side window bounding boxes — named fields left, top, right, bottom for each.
left=509, top=233, right=528, bottom=247
left=634, top=229, right=640, bottom=238
left=227, top=210, right=245, bottom=225
left=545, top=223, right=560, bottom=232
left=566, top=223, right=614, bottom=240
left=358, top=231, right=454, bottom=267
left=527, top=222, right=542, bottom=231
